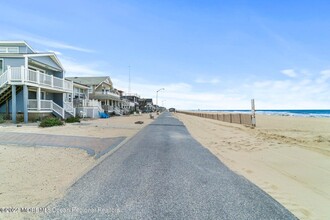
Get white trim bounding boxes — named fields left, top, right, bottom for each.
left=24, top=53, right=64, bottom=71
left=95, top=79, right=112, bottom=90
left=28, top=65, right=46, bottom=74
left=0, top=54, right=24, bottom=58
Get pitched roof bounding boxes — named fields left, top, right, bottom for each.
left=0, top=41, right=34, bottom=52
left=25, top=53, right=64, bottom=71
left=66, top=76, right=112, bottom=86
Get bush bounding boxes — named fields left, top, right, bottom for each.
left=39, top=117, right=64, bottom=127
left=16, top=114, right=24, bottom=123
left=65, top=117, right=80, bottom=123
left=0, top=115, right=4, bottom=124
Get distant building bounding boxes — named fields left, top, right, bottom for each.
left=139, top=98, right=155, bottom=112
left=66, top=76, right=123, bottom=114
left=121, top=93, right=141, bottom=112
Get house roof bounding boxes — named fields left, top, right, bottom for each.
left=0, top=41, right=35, bottom=52
left=66, top=76, right=112, bottom=86
left=25, top=53, right=64, bottom=71
left=0, top=41, right=64, bottom=71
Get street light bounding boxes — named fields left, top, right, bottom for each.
left=156, top=88, right=165, bottom=110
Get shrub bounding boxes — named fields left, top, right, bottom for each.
left=39, top=117, right=64, bottom=127
left=65, top=117, right=80, bottom=123
left=16, top=114, right=24, bottom=123
left=0, top=115, right=4, bottom=124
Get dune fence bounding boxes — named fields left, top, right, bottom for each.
left=177, top=111, right=255, bottom=126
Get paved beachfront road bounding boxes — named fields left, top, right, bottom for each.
left=43, top=112, right=296, bottom=219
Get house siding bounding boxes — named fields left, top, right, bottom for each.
left=53, top=93, right=63, bottom=107
left=18, top=46, right=32, bottom=54
left=3, top=57, right=25, bottom=70
left=30, top=56, right=61, bottom=70
left=49, top=70, right=63, bottom=78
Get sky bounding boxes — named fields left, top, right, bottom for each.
left=1, top=0, right=330, bottom=110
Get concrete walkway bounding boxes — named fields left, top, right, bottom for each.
left=0, top=132, right=126, bottom=158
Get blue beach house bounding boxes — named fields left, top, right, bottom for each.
left=0, top=41, right=74, bottom=123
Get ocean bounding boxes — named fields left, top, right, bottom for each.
left=198, top=109, right=330, bottom=118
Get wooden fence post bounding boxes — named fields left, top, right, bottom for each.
left=251, top=99, right=256, bottom=127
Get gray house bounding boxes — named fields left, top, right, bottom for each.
left=0, top=41, right=74, bottom=123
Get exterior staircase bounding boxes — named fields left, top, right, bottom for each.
left=0, top=85, right=23, bottom=108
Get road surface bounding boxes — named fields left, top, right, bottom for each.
left=43, top=112, right=296, bottom=219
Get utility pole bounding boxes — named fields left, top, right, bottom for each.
left=156, top=88, right=165, bottom=112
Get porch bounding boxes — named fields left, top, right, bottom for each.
left=28, top=100, right=75, bottom=119
left=0, top=66, right=73, bottom=92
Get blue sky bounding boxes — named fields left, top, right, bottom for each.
left=1, top=0, right=330, bottom=109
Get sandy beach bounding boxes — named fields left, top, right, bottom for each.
left=175, top=113, right=330, bottom=220
left=0, top=113, right=156, bottom=219
left=1, top=112, right=329, bottom=219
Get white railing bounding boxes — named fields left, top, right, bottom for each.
left=53, top=77, right=63, bottom=89
left=0, top=70, right=8, bottom=88
left=64, top=101, right=74, bottom=115
left=28, top=99, right=66, bottom=118
left=28, top=99, right=38, bottom=110
left=27, top=69, right=37, bottom=82
left=2, top=66, right=73, bottom=92
left=41, top=100, right=52, bottom=110
left=64, top=80, right=72, bottom=91
left=52, top=102, right=64, bottom=118
left=10, top=67, right=22, bottom=81
left=93, top=91, right=120, bottom=98
left=81, top=99, right=103, bottom=111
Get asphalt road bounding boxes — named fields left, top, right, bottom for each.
left=43, top=112, right=297, bottom=219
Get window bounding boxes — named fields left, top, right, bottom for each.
left=88, top=86, right=93, bottom=93
left=28, top=67, right=45, bottom=73
left=41, top=92, right=46, bottom=100
left=8, top=47, right=19, bottom=53
left=0, top=59, right=3, bottom=74
left=0, top=47, right=19, bottom=53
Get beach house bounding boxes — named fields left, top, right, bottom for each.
left=121, top=93, right=141, bottom=112
left=66, top=76, right=123, bottom=115
left=139, top=98, right=155, bottom=113
left=0, top=41, right=74, bottom=123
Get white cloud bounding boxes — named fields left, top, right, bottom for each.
left=316, top=69, right=330, bottom=83
left=48, top=50, right=62, bottom=56
left=195, top=77, right=220, bottom=84
left=248, top=73, right=330, bottom=109
left=281, top=69, right=297, bottom=78
left=61, top=58, right=104, bottom=76
left=10, top=33, right=94, bottom=53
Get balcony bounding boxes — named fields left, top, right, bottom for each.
left=0, top=66, right=73, bottom=92
left=89, top=91, right=121, bottom=101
